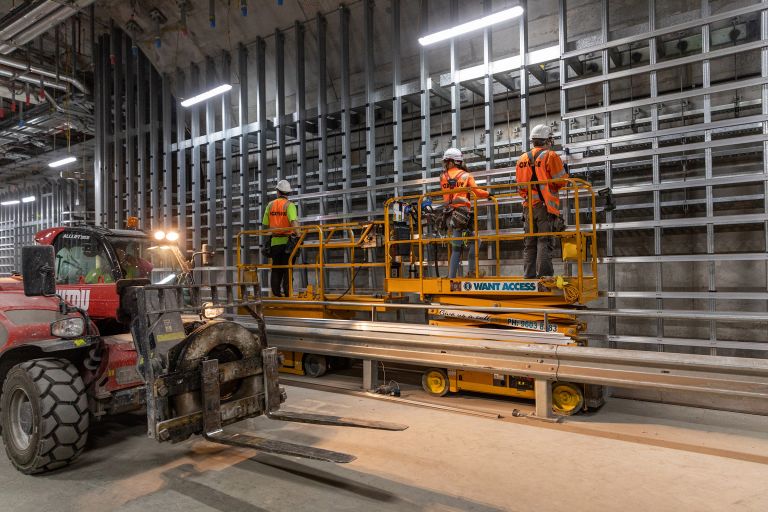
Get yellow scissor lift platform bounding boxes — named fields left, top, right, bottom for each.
left=237, top=177, right=602, bottom=415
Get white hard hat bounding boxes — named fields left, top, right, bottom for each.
left=442, top=147, right=463, bottom=162
left=530, top=124, right=553, bottom=141
left=276, top=180, right=292, bottom=194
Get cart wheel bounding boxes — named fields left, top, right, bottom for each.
left=422, top=368, right=450, bottom=397
left=303, top=354, right=328, bottom=378
left=552, top=382, right=584, bottom=416
left=0, top=358, right=89, bottom=474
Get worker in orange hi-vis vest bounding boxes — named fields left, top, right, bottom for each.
left=515, top=124, right=569, bottom=279
left=262, top=180, right=300, bottom=297
left=439, top=148, right=491, bottom=278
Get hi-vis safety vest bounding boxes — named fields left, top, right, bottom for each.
left=267, top=197, right=293, bottom=235
left=516, top=148, right=568, bottom=216
left=440, top=169, right=471, bottom=209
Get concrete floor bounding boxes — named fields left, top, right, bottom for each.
left=1, top=385, right=767, bottom=512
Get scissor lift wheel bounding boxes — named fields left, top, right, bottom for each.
left=422, top=368, right=450, bottom=397
left=552, top=382, right=584, bottom=416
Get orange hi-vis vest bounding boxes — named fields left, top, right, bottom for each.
left=516, top=148, right=567, bottom=216
left=440, top=169, right=470, bottom=208
left=267, top=197, right=293, bottom=235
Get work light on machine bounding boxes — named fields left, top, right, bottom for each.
left=153, top=230, right=179, bottom=242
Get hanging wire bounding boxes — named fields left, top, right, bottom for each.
left=505, top=87, right=512, bottom=161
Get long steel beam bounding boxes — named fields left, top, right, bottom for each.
left=247, top=318, right=768, bottom=399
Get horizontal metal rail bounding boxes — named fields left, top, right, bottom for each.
left=240, top=317, right=768, bottom=400
left=259, top=298, right=768, bottom=323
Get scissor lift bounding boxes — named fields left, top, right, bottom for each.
left=237, top=176, right=603, bottom=414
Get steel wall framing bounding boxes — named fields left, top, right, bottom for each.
left=0, top=181, right=90, bottom=275
left=92, top=1, right=768, bottom=362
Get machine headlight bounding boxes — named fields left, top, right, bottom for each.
left=51, top=317, right=85, bottom=338
left=202, top=302, right=224, bottom=319
left=154, top=230, right=166, bottom=241
left=165, top=231, right=179, bottom=242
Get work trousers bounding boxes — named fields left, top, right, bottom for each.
left=449, top=228, right=476, bottom=278
left=270, top=244, right=291, bottom=297
left=523, top=203, right=556, bottom=278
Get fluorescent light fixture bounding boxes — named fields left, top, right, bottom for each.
left=21, top=196, right=35, bottom=203
left=180, top=84, right=232, bottom=107
left=1, top=200, right=20, bottom=206
left=48, top=156, right=77, bottom=168
left=418, top=6, right=524, bottom=46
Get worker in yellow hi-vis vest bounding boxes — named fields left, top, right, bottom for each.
left=262, top=180, right=300, bottom=296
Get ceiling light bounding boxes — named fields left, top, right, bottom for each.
left=180, top=84, right=233, bottom=107
left=1, top=200, right=20, bottom=206
left=418, top=6, right=524, bottom=46
left=21, top=196, right=35, bottom=203
left=48, top=156, right=77, bottom=168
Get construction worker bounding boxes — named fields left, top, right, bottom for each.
left=262, top=180, right=300, bottom=297
left=439, top=148, right=491, bottom=278
left=515, top=124, right=568, bottom=279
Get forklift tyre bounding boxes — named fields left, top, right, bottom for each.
left=0, top=358, right=89, bottom=474
left=421, top=368, right=450, bottom=397
left=302, top=354, right=328, bottom=378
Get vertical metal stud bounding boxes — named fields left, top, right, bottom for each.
left=125, top=34, right=136, bottom=220
left=190, top=63, right=202, bottom=251
left=102, top=35, right=114, bottom=228
left=112, top=26, right=124, bottom=228
left=295, top=21, right=307, bottom=197
left=162, top=73, right=173, bottom=228
left=419, top=0, right=430, bottom=194
left=206, top=57, right=217, bottom=249
left=340, top=5, right=352, bottom=215
left=150, top=65, right=160, bottom=230
left=176, top=68, right=188, bottom=251
left=391, top=0, right=404, bottom=200
left=222, top=51, right=234, bottom=270
left=237, top=44, right=250, bottom=262
left=317, top=13, right=329, bottom=216
left=483, top=0, right=494, bottom=239
left=519, top=0, right=529, bottom=151
left=275, top=29, right=286, bottom=183
left=93, top=37, right=103, bottom=226
left=136, top=51, right=147, bottom=227
left=256, top=38, right=268, bottom=225
left=649, top=0, right=663, bottom=346
left=449, top=0, right=461, bottom=150
left=365, top=0, right=377, bottom=211
left=701, top=0, right=717, bottom=354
